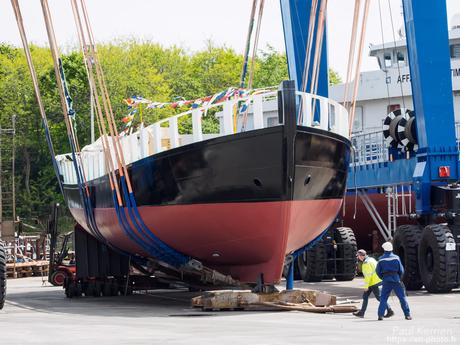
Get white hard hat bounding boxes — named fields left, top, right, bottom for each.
left=382, top=242, right=393, bottom=252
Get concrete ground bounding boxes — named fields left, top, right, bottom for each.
left=1, top=277, right=459, bottom=345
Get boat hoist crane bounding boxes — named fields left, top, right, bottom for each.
left=280, top=0, right=460, bottom=293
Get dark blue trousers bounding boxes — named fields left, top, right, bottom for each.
left=378, top=281, right=411, bottom=317
left=359, top=283, right=391, bottom=315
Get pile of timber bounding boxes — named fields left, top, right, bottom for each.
left=192, top=289, right=357, bottom=313
left=6, top=260, right=49, bottom=278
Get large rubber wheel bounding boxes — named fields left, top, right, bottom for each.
left=50, top=270, right=68, bottom=287
left=393, top=224, right=423, bottom=290
left=334, top=227, right=357, bottom=281
left=419, top=224, right=458, bottom=293
left=102, top=280, right=112, bottom=297
left=297, top=243, right=326, bottom=282
left=0, top=243, right=6, bottom=310
left=92, top=281, right=102, bottom=297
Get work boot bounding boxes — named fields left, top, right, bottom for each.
left=353, top=311, right=364, bottom=318
left=378, top=316, right=383, bottom=321
left=384, top=309, right=394, bottom=318
left=405, top=315, right=412, bottom=320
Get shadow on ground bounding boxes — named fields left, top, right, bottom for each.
left=3, top=278, right=368, bottom=318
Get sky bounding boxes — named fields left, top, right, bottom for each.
left=1, top=0, right=460, bottom=79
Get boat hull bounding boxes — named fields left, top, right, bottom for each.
left=70, top=199, right=342, bottom=283
left=64, top=124, right=350, bottom=283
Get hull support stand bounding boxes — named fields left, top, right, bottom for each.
left=192, top=289, right=357, bottom=313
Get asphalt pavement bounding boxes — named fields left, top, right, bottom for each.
left=1, top=277, right=459, bottom=345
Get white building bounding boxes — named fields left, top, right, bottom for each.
left=330, top=21, right=460, bottom=135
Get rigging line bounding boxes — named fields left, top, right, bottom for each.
left=67, top=0, right=145, bottom=260
left=298, top=0, right=319, bottom=124
left=41, top=0, right=87, bottom=214
left=247, top=0, right=265, bottom=90
left=40, top=0, right=106, bottom=244
left=71, top=0, right=121, bottom=180
left=309, top=0, right=327, bottom=121
left=79, top=7, right=156, bottom=257
left=349, top=0, right=371, bottom=136
left=41, top=0, right=85, bottom=180
left=239, top=0, right=258, bottom=88
left=72, top=11, right=154, bottom=258
left=387, top=0, right=406, bottom=109
left=79, top=0, right=133, bottom=193
left=343, top=0, right=361, bottom=110
left=292, top=0, right=306, bottom=52
left=10, top=0, right=64, bottom=197
left=70, top=0, right=122, bottom=206
left=300, top=0, right=319, bottom=94
left=75, top=0, right=190, bottom=265
left=378, top=0, right=392, bottom=108
left=76, top=2, right=168, bottom=251
left=241, top=0, right=265, bottom=131
left=309, top=0, right=327, bottom=95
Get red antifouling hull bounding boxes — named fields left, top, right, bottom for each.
left=70, top=198, right=342, bottom=283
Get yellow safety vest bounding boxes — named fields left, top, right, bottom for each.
left=362, top=257, right=382, bottom=288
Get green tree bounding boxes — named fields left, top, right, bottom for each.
left=329, top=68, right=342, bottom=85
left=0, top=40, right=294, bottom=229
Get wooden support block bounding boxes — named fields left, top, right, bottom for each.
left=191, top=289, right=346, bottom=312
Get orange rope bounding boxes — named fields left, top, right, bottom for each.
left=79, top=0, right=135, bottom=194
left=309, top=0, right=328, bottom=121
left=241, top=0, right=265, bottom=130
left=70, top=0, right=122, bottom=205
left=343, top=0, right=361, bottom=110
left=349, top=0, right=371, bottom=136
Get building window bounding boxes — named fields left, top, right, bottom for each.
left=352, top=106, right=363, bottom=133
left=384, top=52, right=392, bottom=68
left=451, top=44, right=460, bottom=59
left=387, top=104, right=400, bottom=113
left=328, top=104, right=336, bottom=129
left=266, top=117, right=278, bottom=127
left=396, top=51, right=405, bottom=66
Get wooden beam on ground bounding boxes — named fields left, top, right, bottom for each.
left=191, top=289, right=357, bottom=313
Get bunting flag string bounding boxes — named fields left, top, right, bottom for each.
left=121, top=86, right=275, bottom=134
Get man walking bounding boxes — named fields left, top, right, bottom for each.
left=376, top=242, right=412, bottom=320
left=353, top=249, right=394, bottom=318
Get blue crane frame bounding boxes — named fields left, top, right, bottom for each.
left=280, top=0, right=329, bottom=97
left=346, top=0, right=458, bottom=216
left=280, top=0, right=458, bottom=216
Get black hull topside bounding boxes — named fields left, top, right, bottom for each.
left=63, top=124, right=351, bottom=210
left=65, top=80, right=350, bottom=209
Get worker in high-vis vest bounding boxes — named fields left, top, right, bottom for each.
left=353, top=249, right=394, bottom=318
left=376, top=242, right=412, bottom=320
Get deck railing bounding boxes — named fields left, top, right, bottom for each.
left=57, top=91, right=350, bottom=184
left=352, top=121, right=460, bottom=167
left=351, top=130, right=388, bottom=165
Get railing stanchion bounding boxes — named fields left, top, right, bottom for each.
left=169, top=117, right=179, bottom=149
left=192, top=109, right=203, bottom=143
